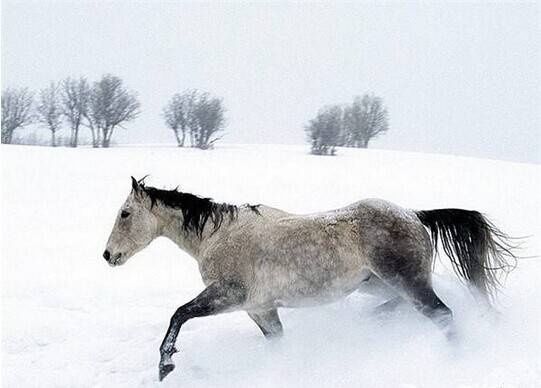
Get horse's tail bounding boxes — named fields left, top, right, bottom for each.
left=415, top=209, right=517, bottom=301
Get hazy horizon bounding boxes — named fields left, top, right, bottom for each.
left=2, top=1, right=539, bottom=163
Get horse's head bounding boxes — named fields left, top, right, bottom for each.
left=103, top=177, right=159, bottom=266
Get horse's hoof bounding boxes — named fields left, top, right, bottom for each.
left=159, top=362, right=175, bottom=381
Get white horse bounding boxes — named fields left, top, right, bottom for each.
left=103, top=177, right=516, bottom=381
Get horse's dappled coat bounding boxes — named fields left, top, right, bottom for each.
left=103, top=177, right=517, bottom=381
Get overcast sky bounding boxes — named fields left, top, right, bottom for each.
left=2, top=1, right=539, bottom=163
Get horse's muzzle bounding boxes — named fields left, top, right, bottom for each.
left=104, top=250, right=122, bottom=266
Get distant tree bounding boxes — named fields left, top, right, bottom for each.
left=163, top=90, right=226, bottom=149
left=1, top=88, right=34, bottom=144
left=163, top=90, right=197, bottom=147
left=305, top=105, right=343, bottom=155
left=343, top=94, right=388, bottom=148
left=37, top=82, right=63, bottom=147
left=61, top=77, right=90, bottom=147
left=190, top=92, right=226, bottom=149
left=87, top=74, right=140, bottom=147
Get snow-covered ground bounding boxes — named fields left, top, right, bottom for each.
left=1, top=144, right=540, bottom=387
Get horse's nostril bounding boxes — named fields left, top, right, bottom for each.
left=103, top=250, right=111, bottom=261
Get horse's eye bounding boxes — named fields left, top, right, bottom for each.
left=120, top=210, right=131, bottom=219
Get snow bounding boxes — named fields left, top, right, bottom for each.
left=1, top=144, right=540, bottom=387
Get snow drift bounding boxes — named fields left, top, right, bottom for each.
left=1, top=144, right=539, bottom=387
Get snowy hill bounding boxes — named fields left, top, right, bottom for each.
left=1, top=144, right=540, bottom=387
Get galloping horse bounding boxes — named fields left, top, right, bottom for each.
left=103, top=177, right=515, bottom=381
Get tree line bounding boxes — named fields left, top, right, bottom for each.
left=2, top=76, right=226, bottom=150
left=3, top=77, right=389, bottom=154
left=2, top=75, right=140, bottom=147
left=306, top=94, right=389, bottom=155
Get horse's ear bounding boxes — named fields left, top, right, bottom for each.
left=131, top=176, right=139, bottom=193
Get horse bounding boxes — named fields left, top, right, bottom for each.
left=103, top=177, right=516, bottom=381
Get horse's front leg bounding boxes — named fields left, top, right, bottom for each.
left=158, top=280, right=246, bottom=381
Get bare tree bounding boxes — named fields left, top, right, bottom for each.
left=61, top=77, right=90, bottom=147
left=163, top=90, right=197, bottom=147
left=87, top=74, right=140, bottom=147
left=1, top=88, right=34, bottom=144
left=343, top=94, right=389, bottom=148
left=190, top=92, right=226, bottom=149
left=163, top=90, right=226, bottom=149
left=305, top=105, right=343, bottom=155
left=37, top=82, right=63, bottom=147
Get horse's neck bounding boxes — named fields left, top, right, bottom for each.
left=157, top=208, right=199, bottom=257
left=155, top=204, right=230, bottom=260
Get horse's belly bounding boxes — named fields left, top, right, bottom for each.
left=252, top=266, right=371, bottom=308
left=274, top=288, right=356, bottom=308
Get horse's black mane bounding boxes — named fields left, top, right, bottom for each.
left=140, top=184, right=238, bottom=236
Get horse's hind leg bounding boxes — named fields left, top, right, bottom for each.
left=407, top=286, right=455, bottom=338
left=385, top=279, right=454, bottom=338
left=358, top=273, right=399, bottom=300
left=247, top=309, right=283, bottom=338
left=358, top=274, right=405, bottom=315
left=373, top=296, right=404, bottom=315
left=371, top=252, right=455, bottom=338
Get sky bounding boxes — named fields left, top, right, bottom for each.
left=1, top=1, right=539, bottom=163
